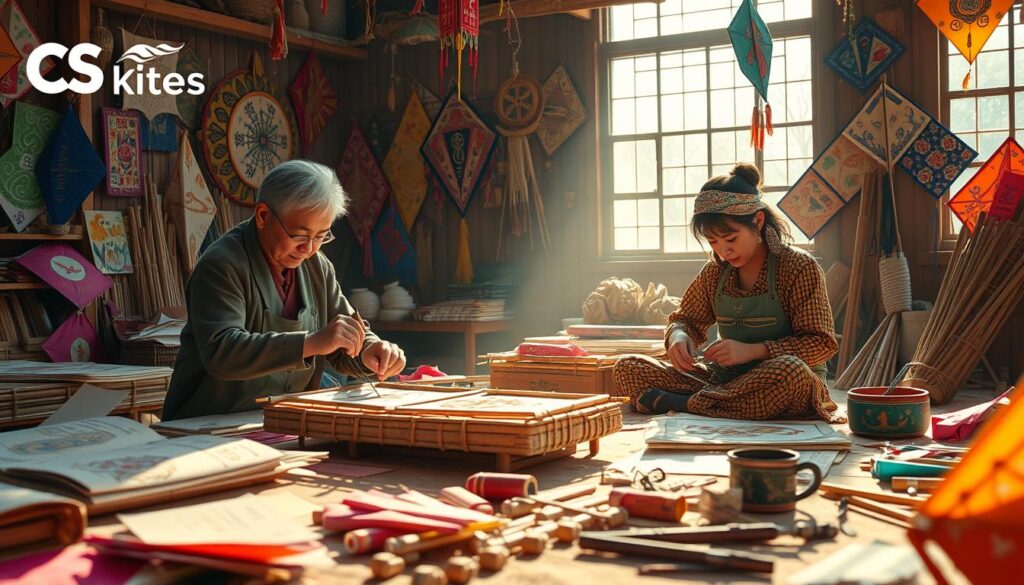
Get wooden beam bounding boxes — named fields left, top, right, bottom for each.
left=91, top=0, right=367, bottom=61
left=481, top=0, right=659, bottom=23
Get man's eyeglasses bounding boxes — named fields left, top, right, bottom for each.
left=269, top=209, right=335, bottom=246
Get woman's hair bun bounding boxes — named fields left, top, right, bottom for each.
left=730, top=162, right=762, bottom=188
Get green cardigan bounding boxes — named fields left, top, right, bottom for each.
left=161, top=219, right=379, bottom=421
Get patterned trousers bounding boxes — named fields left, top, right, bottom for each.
left=611, top=354, right=844, bottom=422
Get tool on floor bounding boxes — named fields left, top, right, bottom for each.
left=578, top=532, right=775, bottom=573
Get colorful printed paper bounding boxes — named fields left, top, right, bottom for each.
left=0, top=102, right=59, bottom=231
left=165, top=131, right=216, bottom=273
left=948, top=137, right=1024, bottom=231
left=843, top=82, right=931, bottom=167
left=140, top=113, right=178, bottom=152
left=338, top=123, right=391, bottom=250
left=421, top=91, right=497, bottom=216
left=917, top=0, right=1014, bottom=74
left=37, top=107, right=107, bottom=225
left=289, top=50, right=337, bottom=154
left=84, top=210, right=133, bottom=275
left=0, top=0, right=53, bottom=105
left=728, top=0, right=772, bottom=101
left=384, top=92, right=431, bottom=231
left=908, top=383, right=1023, bottom=585
left=898, top=119, right=978, bottom=199
left=102, top=108, right=144, bottom=197
left=812, top=135, right=880, bottom=202
left=931, top=387, right=1013, bottom=441
left=0, top=17, right=20, bottom=85
left=119, top=29, right=182, bottom=121
left=778, top=169, right=846, bottom=239
left=42, top=313, right=105, bottom=363
left=536, top=65, right=589, bottom=157
left=371, top=200, right=417, bottom=289
left=15, top=243, right=112, bottom=309
left=824, top=17, right=904, bottom=93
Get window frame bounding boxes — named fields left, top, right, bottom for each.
left=598, top=4, right=820, bottom=260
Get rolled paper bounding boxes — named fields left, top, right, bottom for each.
left=323, top=508, right=463, bottom=534
left=344, top=527, right=406, bottom=554
left=609, top=488, right=687, bottom=522
left=439, top=486, right=495, bottom=514
left=465, top=472, right=539, bottom=500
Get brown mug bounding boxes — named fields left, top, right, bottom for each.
left=728, top=448, right=822, bottom=513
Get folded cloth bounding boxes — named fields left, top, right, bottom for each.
left=931, top=388, right=1013, bottom=441
left=398, top=364, right=447, bottom=382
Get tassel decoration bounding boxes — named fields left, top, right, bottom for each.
left=455, top=218, right=473, bottom=284
left=270, top=0, right=288, bottom=60
left=750, top=104, right=759, bottom=148
left=764, top=103, right=773, bottom=136
left=962, top=67, right=972, bottom=90
left=322, top=0, right=328, bottom=14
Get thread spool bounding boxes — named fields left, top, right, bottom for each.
left=478, top=546, right=509, bottom=571
left=370, top=552, right=405, bottom=580
left=609, top=488, right=687, bottom=522
left=439, top=486, right=495, bottom=514
left=412, top=565, right=448, bottom=585
left=520, top=529, right=549, bottom=555
left=444, top=556, right=479, bottom=584
left=879, top=253, right=912, bottom=314
left=345, top=528, right=402, bottom=554
left=465, top=472, right=538, bottom=500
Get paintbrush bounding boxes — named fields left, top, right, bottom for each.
left=346, top=309, right=381, bottom=398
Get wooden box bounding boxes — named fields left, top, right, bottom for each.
left=486, top=353, right=619, bottom=395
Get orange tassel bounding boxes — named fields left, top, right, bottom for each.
left=962, top=68, right=971, bottom=90
left=270, top=0, right=287, bottom=60
left=758, top=109, right=766, bottom=150
left=765, top=103, right=773, bottom=136
left=750, top=105, right=759, bottom=147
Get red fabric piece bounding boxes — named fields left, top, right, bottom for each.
left=931, top=388, right=1013, bottom=441
left=341, top=490, right=487, bottom=526
left=398, top=364, right=447, bottom=381
left=0, top=547, right=143, bottom=585
left=270, top=0, right=287, bottom=60
left=516, top=342, right=589, bottom=357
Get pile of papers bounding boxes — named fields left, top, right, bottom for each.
left=413, top=300, right=509, bottom=322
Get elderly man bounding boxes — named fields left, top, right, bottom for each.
left=162, top=160, right=405, bottom=421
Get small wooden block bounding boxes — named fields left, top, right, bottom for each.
left=521, top=530, right=549, bottom=555
left=370, top=552, right=405, bottom=580
left=444, top=556, right=479, bottom=584
left=554, top=519, right=581, bottom=542
left=412, top=565, right=448, bottom=585
left=478, top=546, right=510, bottom=571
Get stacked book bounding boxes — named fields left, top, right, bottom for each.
left=446, top=282, right=517, bottom=300
left=412, top=299, right=510, bottom=322
left=0, top=258, right=37, bottom=283
left=0, top=294, right=51, bottom=361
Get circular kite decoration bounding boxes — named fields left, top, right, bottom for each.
left=495, top=74, right=544, bottom=130
left=201, top=55, right=298, bottom=206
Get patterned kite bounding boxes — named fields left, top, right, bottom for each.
left=728, top=0, right=773, bottom=150
left=948, top=137, right=1024, bottom=231
left=289, top=51, right=338, bottom=154
left=917, top=0, right=1014, bottom=88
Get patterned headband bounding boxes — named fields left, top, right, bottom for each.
left=692, top=189, right=768, bottom=216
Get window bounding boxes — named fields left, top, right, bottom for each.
left=943, top=4, right=1022, bottom=238
left=603, top=0, right=816, bottom=255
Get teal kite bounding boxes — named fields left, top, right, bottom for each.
left=728, top=0, right=773, bottom=150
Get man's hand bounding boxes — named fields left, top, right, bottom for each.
left=703, top=339, right=768, bottom=367
left=667, top=331, right=698, bottom=372
left=303, top=315, right=365, bottom=358
left=361, top=340, right=406, bottom=381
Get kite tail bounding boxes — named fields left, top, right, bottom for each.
left=765, top=103, right=773, bottom=136
left=455, top=218, right=473, bottom=284
left=750, top=104, right=759, bottom=148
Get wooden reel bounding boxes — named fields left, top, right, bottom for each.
left=495, top=74, right=544, bottom=134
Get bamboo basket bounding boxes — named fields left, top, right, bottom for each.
left=263, top=386, right=624, bottom=470
left=486, top=353, right=618, bottom=395
left=0, top=376, right=171, bottom=428
left=120, top=341, right=180, bottom=368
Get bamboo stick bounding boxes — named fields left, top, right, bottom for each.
left=838, top=171, right=880, bottom=374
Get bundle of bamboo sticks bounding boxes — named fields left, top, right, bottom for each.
left=836, top=171, right=881, bottom=376
left=901, top=208, right=1024, bottom=404
left=120, top=176, right=186, bottom=319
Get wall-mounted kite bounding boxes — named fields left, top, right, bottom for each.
left=916, top=0, right=1014, bottom=88
left=729, top=0, right=773, bottom=150
left=824, top=17, right=904, bottom=93
left=948, top=137, right=1024, bottom=231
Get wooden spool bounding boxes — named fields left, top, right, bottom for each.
left=370, top=552, right=405, bottom=580
left=554, top=518, right=582, bottom=542
left=478, top=546, right=510, bottom=571
left=495, top=74, right=544, bottom=131
left=444, top=556, right=479, bottom=584
left=465, top=472, right=538, bottom=500
left=412, top=565, right=448, bottom=585
left=520, top=529, right=550, bottom=555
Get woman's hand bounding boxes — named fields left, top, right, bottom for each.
left=666, top=331, right=698, bottom=372
left=361, top=340, right=407, bottom=381
left=304, top=315, right=365, bottom=358
left=703, top=339, right=768, bottom=367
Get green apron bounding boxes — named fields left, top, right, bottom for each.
left=260, top=268, right=317, bottom=396
left=708, top=254, right=827, bottom=383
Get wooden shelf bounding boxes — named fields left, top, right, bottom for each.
left=0, top=233, right=85, bottom=241
left=92, top=0, right=367, bottom=61
left=0, top=283, right=48, bottom=291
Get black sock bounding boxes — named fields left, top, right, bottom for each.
left=636, top=389, right=691, bottom=414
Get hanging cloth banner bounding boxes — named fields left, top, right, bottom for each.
left=439, top=0, right=480, bottom=97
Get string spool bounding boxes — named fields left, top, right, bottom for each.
left=465, top=472, right=538, bottom=500
left=609, top=488, right=687, bottom=522
left=345, top=527, right=400, bottom=555
left=439, top=486, right=495, bottom=514
left=879, top=253, right=912, bottom=314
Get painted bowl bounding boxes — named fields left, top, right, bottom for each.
left=847, top=386, right=930, bottom=438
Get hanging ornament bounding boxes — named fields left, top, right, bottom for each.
left=874, top=1, right=904, bottom=37
left=91, top=8, right=113, bottom=69
left=439, top=0, right=480, bottom=98
left=728, top=0, right=773, bottom=151
left=917, top=0, right=1014, bottom=90
left=270, top=0, right=288, bottom=60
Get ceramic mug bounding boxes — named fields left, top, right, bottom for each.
left=728, top=448, right=822, bottom=513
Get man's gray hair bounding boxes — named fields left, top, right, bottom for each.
left=256, top=160, right=349, bottom=218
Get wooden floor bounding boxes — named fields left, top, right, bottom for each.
left=83, top=385, right=996, bottom=583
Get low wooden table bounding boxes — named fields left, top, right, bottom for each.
left=367, top=319, right=514, bottom=375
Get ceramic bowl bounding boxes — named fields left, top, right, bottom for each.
left=847, top=386, right=930, bottom=438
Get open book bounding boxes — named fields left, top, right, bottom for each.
left=0, top=417, right=285, bottom=515
left=0, top=483, right=86, bottom=553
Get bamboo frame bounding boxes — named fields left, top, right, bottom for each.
left=837, top=171, right=882, bottom=375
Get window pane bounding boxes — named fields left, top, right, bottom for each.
left=663, top=197, right=686, bottom=225
left=638, top=226, right=660, bottom=249
left=949, top=98, right=977, bottom=133
left=614, top=200, right=637, bottom=227
left=614, top=140, right=658, bottom=194
left=638, top=199, right=660, bottom=226
left=978, top=95, right=1009, bottom=131
left=615, top=227, right=639, bottom=250
left=612, top=99, right=636, bottom=136
left=976, top=50, right=1010, bottom=89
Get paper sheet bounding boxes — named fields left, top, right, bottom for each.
left=0, top=417, right=162, bottom=463
left=42, top=384, right=127, bottom=426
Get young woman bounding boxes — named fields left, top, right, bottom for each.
left=613, top=163, right=843, bottom=422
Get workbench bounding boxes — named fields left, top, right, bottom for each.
left=367, top=319, right=515, bottom=375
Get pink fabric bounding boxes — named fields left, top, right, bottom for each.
left=15, top=243, right=112, bottom=309
left=931, top=388, right=1013, bottom=441
left=398, top=364, right=447, bottom=381
left=42, top=313, right=106, bottom=363
left=0, top=547, right=143, bottom=585
left=321, top=508, right=462, bottom=534
left=516, top=342, right=589, bottom=357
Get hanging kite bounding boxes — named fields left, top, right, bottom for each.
left=421, top=91, right=497, bottom=283
left=0, top=102, right=59, bottom=232
left=371, top=200, right=417, bottom=289
left=15, top=243, right=112, bottom=309
left=289, top=50, right=338, bottom=155
left=438, top=0, right=480, bottom=97
left=728, top=0, right=773, bottom=150
left=338, top=122, right=391, bottom=277
left=43, top=313, right=106, bottom=363
left=119, top=29, right=183, bottom=121
left=0, top=0, right=53, bottom=105
left=948, top=137, right=1024, bottom=231
left=824, top=17, right=904, bottom=93
left=916, top=0, right=1014, bottom=89
left=37, top=107, right=107, bottom=226
left=383, top=92, right=432, bottom=232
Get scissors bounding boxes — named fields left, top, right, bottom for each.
left=344, top=310, right=381, bottom=398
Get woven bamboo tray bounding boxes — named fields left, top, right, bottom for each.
left=262, top=383, right=625, bottom=472
left=486, top=352, right=618, bottom=395
left=120, top=341, right=180, bottom=368
left=0, top=375, right=171, bottom=428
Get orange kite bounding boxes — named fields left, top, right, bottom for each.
left=917, top=0, right=1014, bottom=88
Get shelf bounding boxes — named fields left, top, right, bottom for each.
left=92, top=0, right=367, bottom=61
left=0, top=233, right=85, bottom=241
left=0, top=283, right=48, bottom=291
